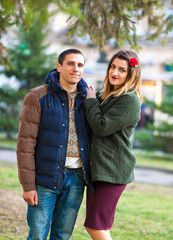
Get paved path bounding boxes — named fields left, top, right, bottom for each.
left=0, top=149, right=17, bottom=162
left=1, top=150, right=173, bottom=187
left=134, top=167, right=173, bottom=187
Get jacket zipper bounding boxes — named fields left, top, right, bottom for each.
left=57, top=94, right=69, bottom=189
left=75, top=93, right=89, bottom=186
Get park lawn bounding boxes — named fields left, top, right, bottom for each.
left=0, top=161, right=173, bottom=240
left=0, top=138, right=17, bottom=149
left=72, top=184, right=173, bottom=240
left=134, top=150, right=173, bottom=170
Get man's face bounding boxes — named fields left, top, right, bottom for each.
left=57, top=53, right=84, bottom=88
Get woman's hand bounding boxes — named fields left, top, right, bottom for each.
left=86, top=86, right=96, bottom=99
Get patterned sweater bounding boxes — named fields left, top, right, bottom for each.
left=67, top=91, right=80, bottom=157
left=66, top=90, right=82, bottom=168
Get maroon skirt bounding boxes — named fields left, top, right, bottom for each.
left=84, top=181, right=126, bottom=230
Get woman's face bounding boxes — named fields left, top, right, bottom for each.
left=109, top=57, right=129, bottom=90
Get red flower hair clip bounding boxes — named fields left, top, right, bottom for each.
left=129, top=58, right=138, bottom=67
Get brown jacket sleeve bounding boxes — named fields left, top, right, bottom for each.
left=17, top=90, right=41, bottom=192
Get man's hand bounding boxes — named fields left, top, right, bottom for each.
left=23, top=190, right=38, bottom=206
left=86, top=86, right=96, bottom=99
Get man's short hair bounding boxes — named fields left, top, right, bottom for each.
left=58, top=49, right=85, bottom=65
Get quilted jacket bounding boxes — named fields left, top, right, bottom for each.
left=17, top=69, right=94, bottom=192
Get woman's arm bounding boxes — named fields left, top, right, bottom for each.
left=84, top=93, right=141, bottom=137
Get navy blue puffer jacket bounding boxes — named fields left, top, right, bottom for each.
left=17, top=69, right=94, bottom=192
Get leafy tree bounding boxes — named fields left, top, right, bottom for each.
left=0, top=18, right=56, bottom=138
left=0, top=84, right=25, bottom=139
left=153, top=84, right=173, bottom=135
left=65, top=0, right=172, bottom=49
left=2, top=19, right=56, bottom=90
left=145, top=83, right=173, bottom=152
left=1, top=0, right=173, bottom=65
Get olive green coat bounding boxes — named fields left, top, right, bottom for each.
left=84, top=92, right=141, bottom=184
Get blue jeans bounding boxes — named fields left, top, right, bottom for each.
left=27, top=168, right=85, bottom=240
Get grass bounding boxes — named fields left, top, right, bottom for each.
left=0, top=133, right=17, bottom=150
left=0, top=161, right=21, bottom=191
left=0, top=135, right=173, bottom=239
left=0, top=160, right=173, bottom=240
left=0, top=140, right=16, bottom=149
left=134, top=149, right=173, bottom=170
left=72, top=184, right=173, bottom=240
left=111, top=185, right=173, bottom=240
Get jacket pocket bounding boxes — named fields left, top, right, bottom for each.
left=90, top=141, right=118, bottom=178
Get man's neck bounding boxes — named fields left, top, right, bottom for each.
left=59, top=80, right=77, bottom=93
left=63, top=85, right=77, bottom=93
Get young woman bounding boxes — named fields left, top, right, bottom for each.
left=84, top=50, right=143, bottom=240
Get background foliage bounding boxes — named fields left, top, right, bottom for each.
left=1, top=0, right=173, bottom=65
left=0, top=18, right=56, bottom=138
left=0, top=86, right=25, bottom=139
left=1, top=19, right=56, bottom=90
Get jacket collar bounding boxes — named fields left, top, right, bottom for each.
left=45, top=69, right=87, bottom=94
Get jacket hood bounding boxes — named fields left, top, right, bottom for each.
left=45, top=69, right=87, bottom=93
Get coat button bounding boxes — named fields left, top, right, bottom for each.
left=81, top=148, right=83, bottom=151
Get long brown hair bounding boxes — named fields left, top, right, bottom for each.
left=101, top=50, right=143, bottom=103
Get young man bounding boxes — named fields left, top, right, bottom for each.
left=17, top=49, right=94, bottom=240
